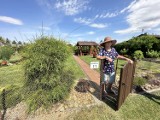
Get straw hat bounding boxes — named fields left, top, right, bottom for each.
left=100, top=37, right=117, bottom=46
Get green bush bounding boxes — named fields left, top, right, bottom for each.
left=133, top=50, right=144, bottom=60
left=120, top=48, right=128, bottom=55
left=0, top=85, right=22, bottom=110
left=0, top=46, right=14, bottom=60
left=24, top=36, right=74, bottom=112
left=146, top=50, right=159, bottom=58
left=133, top=77, right=147, bottom=86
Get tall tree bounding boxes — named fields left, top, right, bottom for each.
left=0, top=36, right=5, bottom=43
left=6, top=38, right=11, bottom=45
left=12, top=40, right=17, bottom=44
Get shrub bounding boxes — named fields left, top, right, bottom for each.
left=133, top=50, right=144, bottom=60
left=146, top=50, right=159, bottom=58
left=133, top=77, right=147, bottom=86
left=0, top=85, right=22, bottom=109
left=0, top=46, right=14, bottom=60
left=120, top=48, right=128, bottom=55
left=24, top=36, right=75, bottom=112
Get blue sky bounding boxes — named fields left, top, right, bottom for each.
left=0, top=0, right=160, bottom=45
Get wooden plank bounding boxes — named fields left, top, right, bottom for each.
left=117, top=62, right=135, bottom=110
left=100, top=59, right=104, bottom=100
left=130, top=60, right=137, bottom=93
left=117, top=67, right=125, bottom=109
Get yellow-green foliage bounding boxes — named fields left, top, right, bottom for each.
left=24, top=36, right=75, bottom=112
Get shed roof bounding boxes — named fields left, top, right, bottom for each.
left=76, top=41, right=99, bottom=46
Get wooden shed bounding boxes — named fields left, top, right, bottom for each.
left=76, top=41, right=99, bottom=56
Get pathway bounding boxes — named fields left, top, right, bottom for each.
left=73, top=55, right=100, bottom=86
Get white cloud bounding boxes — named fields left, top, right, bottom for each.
left=0, top=16, right=23, bottom=25
left=99, top=12, right=119, bottom=18
left=90, top=23, right=107, bottom=28
left=55, top=0, right=90, bottom=16
left=115, top=0, right=160, bottom=34
left=87, top=31, right=95, bottom=35
left=74, top=17, right=107, bottom=28
left=120, top=0, right=137, bottom=13
left=74, top=17, right=93, bottom=25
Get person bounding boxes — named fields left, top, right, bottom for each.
left=97, top=36, right=133, bottom=94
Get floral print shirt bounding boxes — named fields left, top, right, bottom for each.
left=98, top=47, right=119, bottom=74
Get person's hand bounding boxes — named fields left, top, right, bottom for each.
left=127, top=59, right=133, bottom=64
left=106, top=56, right=113, bottom=62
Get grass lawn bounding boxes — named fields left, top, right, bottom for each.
left=9, top=52, right=23, bottom=63
left=70, top=91, right=160, bottom=120
left=136, top=60, right=160, bottom=73
left=65, top=55, right=85, bottom=79
left=0, top=53, right=25, bottom=92
left=0, top=63, right=24, bottom=92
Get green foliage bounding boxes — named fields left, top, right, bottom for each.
left=0, top=85, right=22, bottom=110
left=9, top=52, right=23, bottom=63
left=0, top=36, right=5, bottom=43
left=120, top=48, right=128, bottom=55
left=133, top=50, right=144, bottom=60
left=146, top=50, right=160, bottom=58
left=24, top=36, right=74, bottom=112
left=12, top=40, right=17, bottom=44
left=5, top=38, right=11, bottom=45
left=115, top=35, right=159, bottom=57
left=0, top=46, right=14, bottom=60
left=133, top=77, right=147, bottom=86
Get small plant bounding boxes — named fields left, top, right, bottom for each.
left=133, top=50, right=144, bottom=60
left=0, top=46, right=14, bottom=60
left=146, top=50, right=160, bottom=58
left=0, top=85, right=22, bottom=110
left=120, top=48, right=128, bottom=55
left=133, top=77, right=147, bottom=86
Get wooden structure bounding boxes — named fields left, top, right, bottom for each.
left=117, top=60, right=136, bottom=110
left=100, top=59, right=136, bottom=110
left=76, top=41, right=99, bottom=56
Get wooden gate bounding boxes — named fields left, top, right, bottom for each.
left=117, top=61, right=136, bottom=110
left=100, top=59, right=136, bottom=110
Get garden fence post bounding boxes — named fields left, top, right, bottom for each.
left=1, top=89, right=6, bottom=120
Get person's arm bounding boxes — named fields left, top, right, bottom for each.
left=117, top=55, right=133, bottom=64
left=96, top=55, right=113, bottom=62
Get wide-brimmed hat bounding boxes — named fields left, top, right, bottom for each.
left=100, top=37, right=117, bottom=46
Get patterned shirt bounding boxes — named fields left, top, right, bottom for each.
left=98, top=47, right=119, bottom=74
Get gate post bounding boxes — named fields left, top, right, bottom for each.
left=130, top=59, right=137, bottom=93
left=1, top=89, right=6, bottom=120
left=100, top=59, right=104, bottom=100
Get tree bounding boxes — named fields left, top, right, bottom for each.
left=18, top=41, right=22, bottom=45
left=115, top=35, right=159, bottom=57
left=6, top=38, right=11, bottom=45
left=0, top=36, right=5, bottom=43
left=0, top=46, right=14, bottom=60
left=12, top=40, right=17, bottom=44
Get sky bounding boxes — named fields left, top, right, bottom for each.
left=0, top=0, right=160, bottom=45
